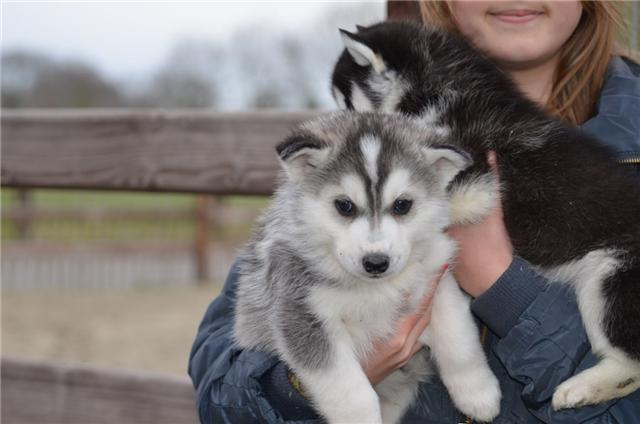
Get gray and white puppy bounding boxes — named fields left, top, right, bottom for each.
left=234, top=112, right=501, bottom=423
left=332, top=21, right=640, bottom=411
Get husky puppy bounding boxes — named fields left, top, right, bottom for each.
left=234, top=112, right=502, bottom=423
left=332, top=21, right=640, bottom=411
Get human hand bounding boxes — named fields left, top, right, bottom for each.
left=362, top=264, right=448, bottom=386
left=447, top=151, right=513, bottom=298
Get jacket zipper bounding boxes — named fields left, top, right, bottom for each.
left=619, top=157, right=640, bottom=164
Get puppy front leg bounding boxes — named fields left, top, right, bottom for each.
left=376, top=372, right=418, bottom=424
left=376, top=348, right=431, bottom=424
left=294, top=342, right=382, bottom=424
left=420, top=272, right=501, bottom=422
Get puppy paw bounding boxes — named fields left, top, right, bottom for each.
left=447, top=369, right=501, bottom=422
left=449, top=174, right=498, bottom=226
left=552, top=362, right=640, bottom=411
left=552, top=376, right=599, bottom=410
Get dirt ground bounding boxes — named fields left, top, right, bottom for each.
left=2, top=284, right=221, bottom=376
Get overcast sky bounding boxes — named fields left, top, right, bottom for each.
left=2, top=1, right=386, bottom=79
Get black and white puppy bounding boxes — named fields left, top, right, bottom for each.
left=332, top=21, right=640, bottom=410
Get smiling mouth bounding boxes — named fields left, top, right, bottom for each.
left=489, top=9, right=544, bottom=24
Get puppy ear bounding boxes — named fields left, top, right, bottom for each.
left=276, top=133, right=331, bottom=181
left=338, top=29, right=386, bottom=73
left=422, top=145, right=473, bottom=188
left=355, top=24, right=368, bottom=32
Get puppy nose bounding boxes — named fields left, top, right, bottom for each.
left=362, top=254, right=390, bottom=275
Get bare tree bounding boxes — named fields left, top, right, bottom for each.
left=128, top=40, right=218, bottom=108
left=2, top=51, right=52, bottom=107
left=2, top=51, right=123, bottom=108
left=131, top=70, right=214, bottom=108
left=29, top=61, right=123, bottom=107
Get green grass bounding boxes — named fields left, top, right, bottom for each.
left=1, top=188, right=269, bottom=210
left=223, top=195, right=270, bottom=208
left=2, top=219, right=197, bottom=242
left=1, top=188, right=196, bottom=210
left=1, top=188, right=269, bottom=242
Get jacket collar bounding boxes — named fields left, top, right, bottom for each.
left=581, top=57, right=640, bottom=161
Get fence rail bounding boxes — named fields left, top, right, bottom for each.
left=1, top=357, right=198, bottom=424
left=1, top=110, right=318, bottom=285
left=1, top=109, right=320, bottom=195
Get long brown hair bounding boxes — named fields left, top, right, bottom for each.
left=419, top=1, right=628, bottom=126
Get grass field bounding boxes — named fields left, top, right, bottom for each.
left=2, top=284, right=221, bottom=375
left=1, top=188, right=269, bottom=211
left=1, top=188, right=196, bottom=210
left=1, top=188, right=268, bottom=242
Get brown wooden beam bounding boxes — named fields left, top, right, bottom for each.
left=1, top=357, right=198, bottom=424
left=1, top=109, right=320, bottom=195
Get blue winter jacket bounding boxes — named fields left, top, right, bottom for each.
left=188, top=57, right=640, bottom=423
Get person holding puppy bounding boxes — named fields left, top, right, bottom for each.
left=189, top=1, right=640, bottom=422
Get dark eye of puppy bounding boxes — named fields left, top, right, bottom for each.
left=334, top=198, right=356, bottom=217
left=392, top=198, right=413, bottom=215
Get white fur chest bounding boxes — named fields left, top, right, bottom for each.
left=308, top=267, right=434, bottom=361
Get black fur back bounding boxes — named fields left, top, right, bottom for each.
left=333, top=21, right=640, bottom=358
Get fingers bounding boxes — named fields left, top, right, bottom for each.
left=400, top=264, right=447, bottom=330
left=418, top=263, right=448, bottom=313
left=363, top=264, right=449, bottom=383
left=487, top=151, right=499, bottom=178
left=397, top=264, right=449, bottom=362
left=408, top=337, right=425, bottom=358
left=406, top=307, right=431, bottom=346
left=487, top=151, right=497, bottom=168
left=399, top=334, right=428, bottom=368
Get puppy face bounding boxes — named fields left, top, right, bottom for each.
left=277, top=114, right=471, bottom=283
left=332, top=25, right=423, bottom=115
left=332, top=23, right=463, bottom=119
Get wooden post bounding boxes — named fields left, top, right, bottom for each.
left=387, top=0, right=422, bottom=22
left=16, top=189, right=33, bottom=240
left=194, top=195, right=212, bottom=283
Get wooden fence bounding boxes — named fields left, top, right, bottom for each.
left=1, top=191, right=260, bottom=287
left=1, top=357, right=198, bottom=424
left=1, top=109, right=320, bottom=288
left=1, top=109, right=320, bottom=422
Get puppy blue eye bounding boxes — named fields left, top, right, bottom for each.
left=393, top=199, right=412, bottom=215
left=334, top=198, right=356, bottom=217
